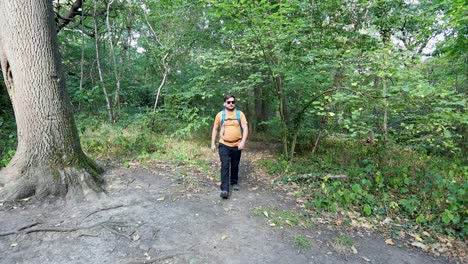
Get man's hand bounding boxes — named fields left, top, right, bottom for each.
left=238, top=142, right=245, bottom=150
left=211, top=144, right=216, bottom=153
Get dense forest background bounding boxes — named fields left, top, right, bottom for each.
left=0, top=0, right=466, bottom=239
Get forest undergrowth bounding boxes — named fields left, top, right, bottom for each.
left=79, top=114, right=467, bottom=261
left=1, top=113, right=466, bottom=261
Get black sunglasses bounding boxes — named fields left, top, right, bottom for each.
left=226, top=101, right=235, bottom=104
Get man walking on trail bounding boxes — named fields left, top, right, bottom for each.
left=211, top=94, right=248, bottom=199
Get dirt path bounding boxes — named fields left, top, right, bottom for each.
left=0, top=145, right=451, bottom=264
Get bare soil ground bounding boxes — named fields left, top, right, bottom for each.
left=0, top=144, right=456, bottom=264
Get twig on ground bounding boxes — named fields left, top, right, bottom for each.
left=77, top=233, right=99, bottom=238
left=126, top=178, right=136, bottom=187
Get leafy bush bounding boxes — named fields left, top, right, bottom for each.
left=77, top=110, right=212, bottom=171
left=262, top=137, right=468, bottom=239
left=0, top=116, right=16, bottom=168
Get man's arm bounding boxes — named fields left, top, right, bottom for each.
left=238, top=122, right=248, bottom=150
left=211, top=123, right=219, bottom=152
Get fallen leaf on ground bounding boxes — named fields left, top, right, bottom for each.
left=411, top=241, right=428, bottom=251
left=409, top=233, right=423, bottom=242
left=381, top=217, right=392, bottom=225
left=221, top=235, right=227, bottom=240
left=398, top=230, right=406, bottom=238
left=334, top=219, right=343, bottom=226
left=385, top=239, right=395, bottom=246
left=10, top=243, right=18, bottom=247
left=422, top=231, right=431, bottom=237
left=263, top=211, right=269, bottom=218
left=157, top=197, right=165, bottom=201
left=351, top=246, right=358, bottom=254
left=430, top=243, right=448, bottom=253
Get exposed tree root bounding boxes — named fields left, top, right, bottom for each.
left=84, top=204, right=125, bottom=219
left=101, top=223, right=132, bottom=241
left=0, top=220, right=126, bottom=237
left=0, top=156, right=105, bottom=201
left=126, top=253, right=187, bottom=264
left=0, top=222, right=41, bottom=237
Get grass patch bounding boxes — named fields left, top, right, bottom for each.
left=76, top=113, right=217, bottom=183
left=331, top=234, right=355, bottom=255
left=79, top=115, right=208, bottom=160
left=254, top=207, right=315, bottom=229
left=293, top=235, right=312, bottom=250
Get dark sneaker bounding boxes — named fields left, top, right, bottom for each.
left=220, top=191, right=229, bottom=199
left=232, top=184, right=239, bottom=191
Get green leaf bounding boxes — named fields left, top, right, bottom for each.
left=441, top=210, right=454, bottom=224
left=363, top=204, right=372, bottom=216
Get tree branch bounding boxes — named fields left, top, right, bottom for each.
left=57, top=0, right=83, bottom=32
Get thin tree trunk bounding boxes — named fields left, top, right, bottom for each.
left=93, top=0, right=113, bottom=123
left=290, top=131, right=298, bottom=160
left=253, top=86, right=262, bottom=133
left=106, top=0, right=122, bottom=110
left=142, top=6, right=170, bottom=112
left=78, top=9, right=85, bottom=111
left=382, top=78, right=388, bottom=141
left=114, top=17, right=132, bottom=107
left=311, top=130, right=322, bottom=155
left=153, top=53, right=169, bottom=112
left=0, top=0, right=103, bottom=201
left=275, top=76, right=289, bottom=159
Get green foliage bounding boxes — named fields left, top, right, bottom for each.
left=263, top=137, right=467, bottom=238
left=0, top=116, right=16, bottom=168
left=77, top=110, right=211, bottom=170
left=0, top=0, right=465, bottom=246
left=293, top=235, right=312, bottom=250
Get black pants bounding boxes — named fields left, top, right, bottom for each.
left=218, top=143, right=242, bottom=192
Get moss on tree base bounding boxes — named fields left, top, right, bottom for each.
left=0, top=156, right=105, bottom=201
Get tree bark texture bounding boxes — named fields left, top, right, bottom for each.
left=0, top=0, right=104, bottom=201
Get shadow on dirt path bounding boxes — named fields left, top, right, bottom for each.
left=0, top=144, right=451, bottom=264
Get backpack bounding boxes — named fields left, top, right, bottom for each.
left=221, top=109, right=243, bottom=134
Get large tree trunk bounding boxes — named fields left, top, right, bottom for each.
left=0, top=0, right=104, bottom=201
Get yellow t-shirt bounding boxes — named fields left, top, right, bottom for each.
left=214, top=110, right=247, bottom=147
